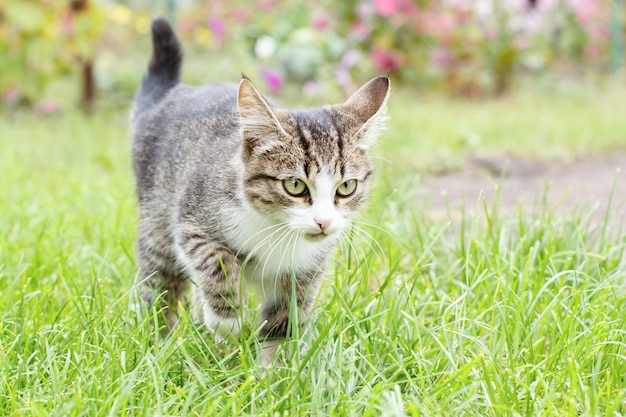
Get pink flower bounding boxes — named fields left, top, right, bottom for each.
left=571, top=0, right=596, bottom=26
left=584, top=43, right=600, bottom=58
left=374, top=0, right=399, bottom=17
left=258, top=0, right=278, bottom=12
left=61, top=10, right=74, bottom=35
left=3, top=86, right=20, bottom=104
left=589, top=26, right=609, bottom=41
left=341, top=49, right=361, bottom=68
left=430, top=48, right=451, bottom=67
left=311, top=12, right=329, bottom=31
left=178, top=17, right=197, bottom=36
left=303, top=81, right=320, bottom=96
left=350, top=21, right=371, bottom=41
left=230, top=8, right=251, bottom=25
left=357, top=0, right=376, bottom=21
left=484, top=26, right=499, bottom=41
left=429, top=12, right=455, bottom=40
left=371, top=47, right=402, bottom=73
left=335, top=68, right=351, bottom=86
left=37, top=99, right=60, bottom=115
left=208, top=17, right=225, bottom=43
left=260, top=67, right=283, bottom=95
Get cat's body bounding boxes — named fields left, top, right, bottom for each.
left=131, top=18, right=389, bottom=362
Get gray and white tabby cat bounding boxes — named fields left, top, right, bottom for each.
left=130, top=18, right=390, bottom=363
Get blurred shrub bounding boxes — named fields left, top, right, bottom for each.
left=341, top=0, right=614, bottom=96
left=0, top=0, right=619, bottom=111
left=172, top=0, right=374, bottom=98
left=176, top=0, right=617, bottom=97
left=0, top=0, right=104, bottom=111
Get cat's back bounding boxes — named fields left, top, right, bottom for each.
left=132, top=82, right=243, bottom=205
left=135, top=82, right=240, bottom=136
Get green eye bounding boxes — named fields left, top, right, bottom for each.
left=336, top=179, right=357, bottom=197
left=283, top=178, right=308, bottom=196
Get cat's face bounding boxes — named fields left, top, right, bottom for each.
left=238, top=77, right=390, bottom=243
left=241, top=123, right=372, bottom=242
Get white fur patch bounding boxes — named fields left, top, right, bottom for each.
left=310, top=173, right=340, bottom=232
left=224, top=184, right=346, bottom=302
left=199, top=298, right=241, bottom=341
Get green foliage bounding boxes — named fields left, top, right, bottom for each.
left=177, top=0, right=620, bottom=97
left=1, top=1, right=623, bottom=110
left=0, top=0, right=104, bottom=108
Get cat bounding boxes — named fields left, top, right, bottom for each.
left=130, top=17, right=390, bottom=364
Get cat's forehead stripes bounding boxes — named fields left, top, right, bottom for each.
left=287, top=108, right=346, bottom=176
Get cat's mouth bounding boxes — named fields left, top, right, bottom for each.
left=304, top=232, right=328, bottom=242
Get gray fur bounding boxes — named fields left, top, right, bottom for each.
left=131, top=18, right=390, bottom=362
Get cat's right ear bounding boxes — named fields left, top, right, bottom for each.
left=238, top=78, right=288, bottom=155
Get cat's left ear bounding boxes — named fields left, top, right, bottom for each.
left=337, top=76, right=390, bottom=149
left=238, top=77, right=289, bottom=156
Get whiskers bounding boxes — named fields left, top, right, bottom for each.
left=231, top=212, right=393, bottom=303
left=233, top=219, right=304, bottom=302
left=336, top=216, right=394, bottom=283
left=259, top=225, right=301, bottom=302
left=234, top=221, right=290, bottom=262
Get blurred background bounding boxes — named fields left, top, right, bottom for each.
left=1, top=0, right=624, bottom=113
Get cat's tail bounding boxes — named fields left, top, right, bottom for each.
left=132, top=17, right=182, bottom=122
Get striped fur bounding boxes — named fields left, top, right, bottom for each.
left=131, top=18, right=390, bottom=363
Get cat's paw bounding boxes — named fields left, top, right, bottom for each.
left=258, top=340, right=289, bottom=367
left=201, top=304, right=241, bottom=341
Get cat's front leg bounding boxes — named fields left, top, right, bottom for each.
left=176, top=231, right=244, bottom=340
left=258, top=271, right=322, bottom=366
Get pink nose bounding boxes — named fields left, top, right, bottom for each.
left=315, top=218, right=332, bottom=231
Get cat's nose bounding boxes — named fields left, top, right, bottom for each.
left=315, top=218, right=332, bottom=231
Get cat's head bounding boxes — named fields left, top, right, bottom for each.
left=237, top=76, right=390, bottom=243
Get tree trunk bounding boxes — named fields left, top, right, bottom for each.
left=80, top=60, right=95, bottom=112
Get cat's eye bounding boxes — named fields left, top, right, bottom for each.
left=336, top=179, right=357, bottom=197
left=283, top=178, right=308, bottom=197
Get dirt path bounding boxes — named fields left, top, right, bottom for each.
left=417, top=153, right=626, bottom=225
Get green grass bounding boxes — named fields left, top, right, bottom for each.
left=1, top=87, right=625, bottom=416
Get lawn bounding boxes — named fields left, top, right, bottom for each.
left=1, top=86, right=625, bottom=416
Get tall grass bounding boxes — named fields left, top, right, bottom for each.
left=1, top=90, right=625, bottom=416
